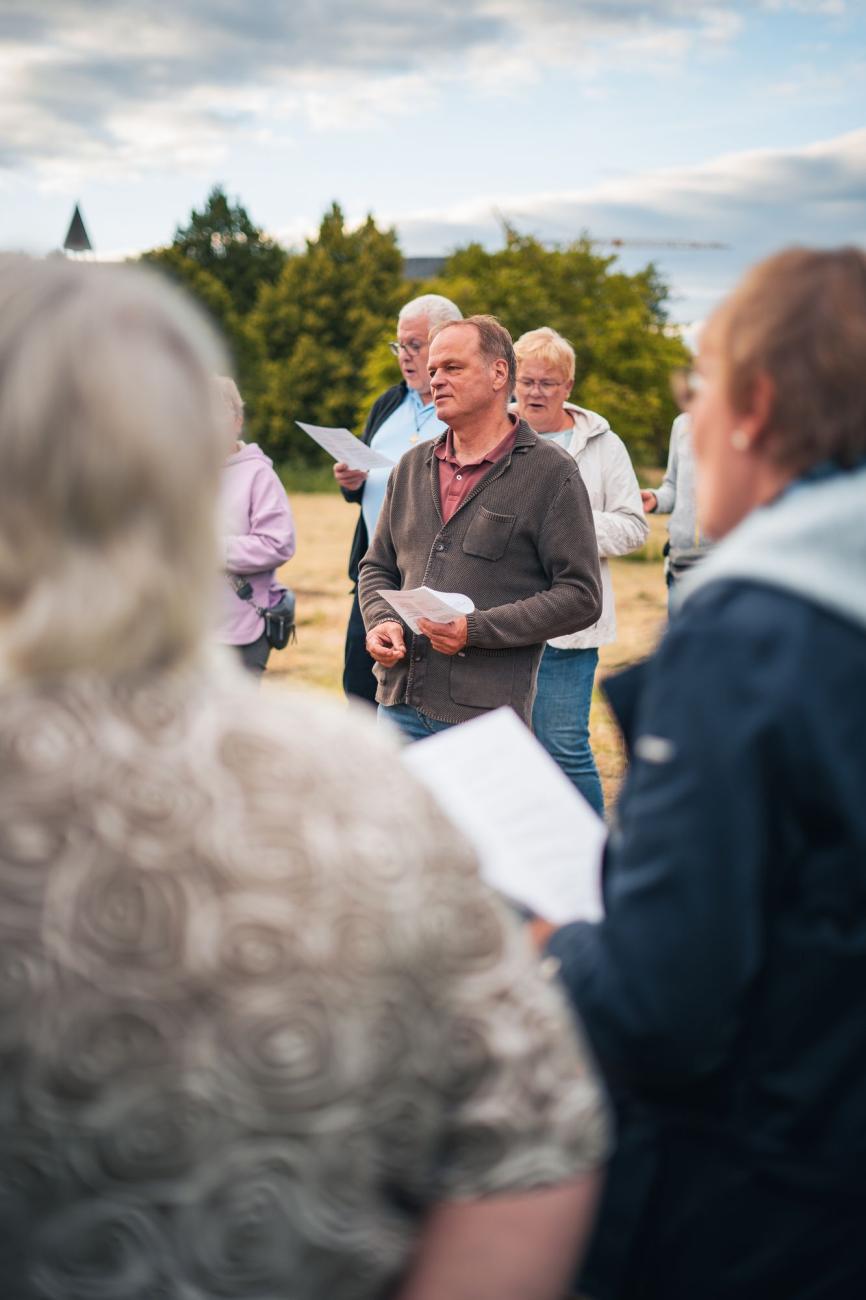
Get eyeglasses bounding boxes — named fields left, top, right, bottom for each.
left=515, top=377, right=565, bottom=394
left=389, top=339, right=425, bottom=357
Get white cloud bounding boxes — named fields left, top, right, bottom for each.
left=373, top=127, right=866, bottom=321
left=0, top=0, right=749, bottom=180
left=761, top=1, right=845, bottom=13
left=767, top=55, right=865, bottom=102
left=386, top=126, right=866, bottom=236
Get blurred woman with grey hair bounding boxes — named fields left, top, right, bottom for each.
left=335, top=292, right=462, bottom=702
left=0, top=257, right=608, bottom=1300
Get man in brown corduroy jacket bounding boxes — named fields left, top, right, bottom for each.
left=359, top=316, right=602, bottom=739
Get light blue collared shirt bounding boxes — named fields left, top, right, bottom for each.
left=361, top=389, right=446, bottom=542
left=539, top=426, right=574, bottom=451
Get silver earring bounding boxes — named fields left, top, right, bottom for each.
left=731, top=429, right=750, bottom=451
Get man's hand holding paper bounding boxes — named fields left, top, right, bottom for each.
left=377, top=586, right=474, bottom=637
left=417, top=614, right=468, bottom=655
left=333, top=461, right=368, bottom=491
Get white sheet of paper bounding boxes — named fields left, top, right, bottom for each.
left=402, top=707, right=606, bottom=925
left=378, top=587, right=475, bottom=635
left=296, top=421, right=396, bottom=471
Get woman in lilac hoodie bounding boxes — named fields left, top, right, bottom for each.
left=217, top=377, right=296, bottom=674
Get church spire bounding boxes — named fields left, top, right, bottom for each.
left=63, top=203, right=92, bottom=253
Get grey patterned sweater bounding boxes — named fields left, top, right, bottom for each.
left=0, top=666, right=609, bottom=1298
left=359, top=418, right=602, bottom=724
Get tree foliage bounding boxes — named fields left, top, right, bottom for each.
left=168, top=184, right=286, bottom=316
left=139, top=243, right=249, bottom=370
left=405, top=230, right=688, bottom=464
left=139, top=196, right=689, bottom=469
left=140, top=243, right=231, bottom=323
left=245, top=203, right=404, bottom=461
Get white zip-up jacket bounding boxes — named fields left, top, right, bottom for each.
left=539, top=403, right=648, bottom=648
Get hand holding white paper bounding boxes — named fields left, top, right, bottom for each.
left=296, top=421, right=396, bottom=471
left=378, top=587, right=475, bottom=635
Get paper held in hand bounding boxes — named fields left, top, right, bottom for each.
left=378, top=587, right=475, bottom=635
left=402, top=707, right=606, bottom=925
left=296, top=421, right=396, bottom=471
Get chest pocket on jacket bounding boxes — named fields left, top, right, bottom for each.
left=462, top=507, right=516, bottom=561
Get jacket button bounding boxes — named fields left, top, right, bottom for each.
left=435, top=543, right=445, bottom=552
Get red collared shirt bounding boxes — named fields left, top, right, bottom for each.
left=434, top=416, right=519, bottom=523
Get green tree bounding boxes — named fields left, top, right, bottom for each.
left=162, top=184, right=286, bottom=317
left=246, top=203, right=404, bottom=462
left=390, top=230, right=689, bottom=465
left=139, top=242, right=262, bottom=396
left=140, top=198, right=688, bottom=469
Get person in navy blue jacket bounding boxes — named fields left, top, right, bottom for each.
left=540, top=246, right=866, bottom=1300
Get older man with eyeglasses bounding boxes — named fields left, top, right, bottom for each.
left=335, top=293, right=463, bottom=702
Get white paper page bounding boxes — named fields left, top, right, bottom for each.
left=378, top=587, right=475, bottom=635
left=402, top=707, right=606, bottom=925
left=296, top=421, right=395, bottom=471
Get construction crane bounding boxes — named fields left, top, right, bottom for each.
left=494, top=208, right=729, bottom=251
left=597, top=236, right=728, bottom=250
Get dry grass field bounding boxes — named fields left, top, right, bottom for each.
left=265, top=493, right=670, bottom=807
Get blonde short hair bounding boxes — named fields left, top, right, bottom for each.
left=0, top=255, right=227, bottom=679
left=513, top=327, right=576, bottom=385
left=706, top=246, right=866, bottom=472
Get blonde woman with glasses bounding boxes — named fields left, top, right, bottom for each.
left=513, top=327, right=647, bottom=815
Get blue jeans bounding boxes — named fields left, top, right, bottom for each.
left=531, top=645, right=604, bottom=816
left=377, top=703, right=456, bottom=743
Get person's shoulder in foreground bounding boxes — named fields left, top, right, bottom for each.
left=0, top=661, right=609, bottom=1300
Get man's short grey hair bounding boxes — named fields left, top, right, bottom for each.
left=398, top=294, right=462, bottom=331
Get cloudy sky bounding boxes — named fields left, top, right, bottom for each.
left=1, top=0, right=864, bottom=325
